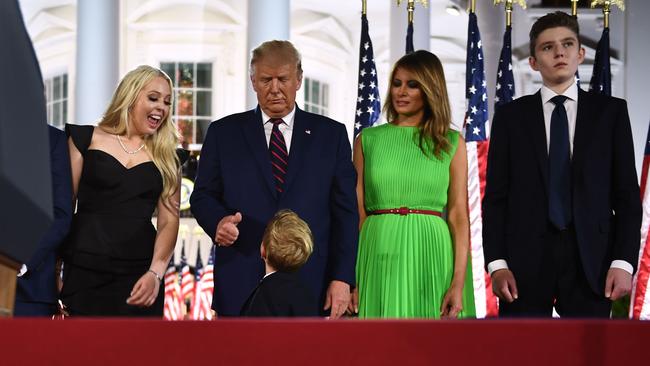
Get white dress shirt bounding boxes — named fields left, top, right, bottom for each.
left=261, top=107, right=296, bottom=154
left=487, top=81, right=633, bottom=276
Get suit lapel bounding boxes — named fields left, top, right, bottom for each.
left=283, top=107, right=311, bottom=194
left=572, top=89, right=596, bottom=178
left=529, top=91, right=549, bottom=195
left=241, top=107, right=276, bottom=198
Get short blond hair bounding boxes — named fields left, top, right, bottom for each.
left=249, top=40, right=303, bottom=78
left=262, top=210, right=313, bottom=272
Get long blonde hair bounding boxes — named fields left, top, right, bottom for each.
left=383, top=50, right=452, bottom=159
left=98, top=65, right=181, bottom=206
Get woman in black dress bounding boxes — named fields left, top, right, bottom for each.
left=62, top=65, right=184, bottom=316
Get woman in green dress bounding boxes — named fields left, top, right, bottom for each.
left=351, top=50, right=476, bottom=318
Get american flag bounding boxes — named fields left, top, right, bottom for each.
left=405, top=21, right=414, bottom=54
left=631, top=121, right=650, bottom=319
left=464, top=11, right=494, bottom=319
left=189, top=249, right=204, bottom=319
left=588, top=27, right=611, bottom=96
left=192, top=246, right=215, bottom=320
left=180, top=246, right=195, bottom=313
left=354, top=13, right=381, bottom=137
left=494, top=26, right=515, bottom=107
left=163, top=255, right=183, bottom=320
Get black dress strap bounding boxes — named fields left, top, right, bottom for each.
left=65, top=124, right=94, bottom=156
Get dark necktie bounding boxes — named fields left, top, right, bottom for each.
left=548, top=95, right=572, bottom=229
left=269, top=118, right=288, bottom=193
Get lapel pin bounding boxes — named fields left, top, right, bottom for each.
left=305, top=130, right=311, bottom=135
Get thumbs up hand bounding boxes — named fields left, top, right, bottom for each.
left=215, top=212, right=242, bottom=246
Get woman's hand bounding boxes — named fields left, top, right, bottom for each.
left=126, top=271, right=161, bottom=307
left=440, top=282, right=463, bottom=319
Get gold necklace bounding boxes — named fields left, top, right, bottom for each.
left=116, top=134, right=146, bottom=154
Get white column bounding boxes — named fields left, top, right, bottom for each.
left=246, top=0, right=290, bottom=109
left=389, top=2, right=430, bottom=68
left=75, top=0, right=119, bottom=125
left=475, top=1, right=505, bottom=122
left=625, top=0, right=650, bottom=175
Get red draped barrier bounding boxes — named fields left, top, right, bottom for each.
left=1, top=319, right=649, bottom=365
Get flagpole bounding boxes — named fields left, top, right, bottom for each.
left=571, top=0, right=579, bottom=17
left=591, top=1, right=626, bottom=29
left=396, top=0, right=428, bottom=22
left=494, top=1, right=528, bottom=28
left=470, top=0, right=475, bottom=14
left=362, top=0, right=366, bottom=15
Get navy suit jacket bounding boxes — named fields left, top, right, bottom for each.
left=240, top=271, right=319, bottom=317
left=190, top=106, right=358, bottom=316
left=483, top=89, right=641, bottom=295
left=15, top=126, right=73, bottom=311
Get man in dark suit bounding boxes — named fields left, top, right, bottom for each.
left=483, top=11, right=641, bottom=317
left=191, top=40, right=358, bottom=317
left=240, top=209, right=318, bottom=317
left=15, top=125, right=73, bottom=316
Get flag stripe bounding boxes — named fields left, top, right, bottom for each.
left=632, top=123, right=650, bottom=319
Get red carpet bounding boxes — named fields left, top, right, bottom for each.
left=2, top=318, right=649, bottom=365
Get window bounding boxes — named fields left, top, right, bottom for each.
left=160, top=62, right=213, bottom=150
left=304, top=78, right=329, bottom=116
left=45, top=74, right=68, bottom=129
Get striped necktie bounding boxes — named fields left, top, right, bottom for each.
left=269, top=118, right=288, bottom=193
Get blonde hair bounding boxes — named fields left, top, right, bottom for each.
left=262, top=210, right=314, bottom=273
left=383, top=50, right=452, bottom=159
left=249, top=40, right=303, bottom=78
left=98, top=65, right=181, bottom=205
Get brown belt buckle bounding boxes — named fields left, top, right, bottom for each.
left=398, top=207, right=408, bottom=216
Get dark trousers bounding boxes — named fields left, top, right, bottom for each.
left=500, top=225, right=611, bottom=318
left=14, top=301, right=56, bottom=317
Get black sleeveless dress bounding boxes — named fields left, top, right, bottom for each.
left=61, top=124, right=186, bottom=316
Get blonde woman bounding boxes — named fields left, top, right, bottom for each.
left=352, top=51, right=476, bottom=318
left=61, top=65, right=186, bottom=316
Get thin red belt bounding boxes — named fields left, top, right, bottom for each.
left=368, top=207, right=442, bottom=217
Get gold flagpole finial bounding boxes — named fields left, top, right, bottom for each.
left=396, top=0, right=428, bottom=23
left=570, top=0, right=579, bottom=17
left=470, top=0, right=476, bottom=13
left=591, top=1, right=625, bottom=29
left=494, top=1, right=527, bottom=27
left=362, top=0, right=367, bottom=15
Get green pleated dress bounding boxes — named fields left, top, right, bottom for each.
left=357, top=123, right=476, bottom=318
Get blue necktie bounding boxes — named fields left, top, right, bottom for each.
left=269, top=119, right=288, bottom=193
left=548, top=95, right=572, bottom=229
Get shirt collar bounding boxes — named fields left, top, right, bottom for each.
left=540, top=80, right=578, bottom=104
left=261, top=105, right=296, bottom=128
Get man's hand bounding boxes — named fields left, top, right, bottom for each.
left=324, top=280, right=350, bottom=319
left=491, top=269, right=518, bottom=303
left=215, top=212, right=242, bottom=246
left=605, top=267, right=632, bottom=301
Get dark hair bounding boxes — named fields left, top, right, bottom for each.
left=529, top=11, right=580, bottom=57
left=383, top=50, right=452, bottom=159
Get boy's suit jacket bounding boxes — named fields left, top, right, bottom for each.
left=240, top=271, right=319, bottom=317
left=483, top=89, right=641, bottom=295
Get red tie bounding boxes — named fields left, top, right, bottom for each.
left=269, top=119, right=288, bottom=193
